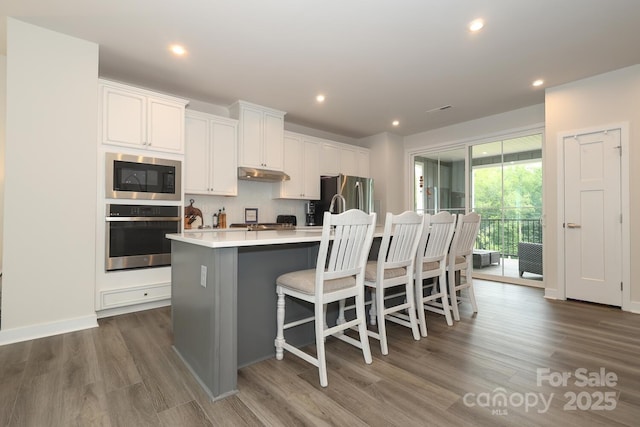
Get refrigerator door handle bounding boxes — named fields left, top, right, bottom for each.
left=355, top=181, right=363, bottom=210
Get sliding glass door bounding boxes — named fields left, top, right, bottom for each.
left=412, top=131, right=543, bottom=285
left=471, top=134, right=543, bottom=282
left=414, top=148, right=466, bottom=216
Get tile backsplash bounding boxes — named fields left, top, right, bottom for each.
left=185, top=180, right=307, bottom=228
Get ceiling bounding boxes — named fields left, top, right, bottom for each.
left=1, top=1, right=639, bottom=139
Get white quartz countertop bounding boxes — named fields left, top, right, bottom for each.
left=167, top=226, right=382, bottom=249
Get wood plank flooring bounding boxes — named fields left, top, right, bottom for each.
left=1, top=280, right=639, bottom=426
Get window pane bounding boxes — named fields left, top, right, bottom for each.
left=414, top=148, right=465, bottom=214
left=471, top=134, right=543, bottom=281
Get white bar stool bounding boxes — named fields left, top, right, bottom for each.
left=274, top=209, right=376, bottom=387
left=414, top=211, right=456, bottom=336
left=447, top=212, right=482, bottom=321
left=362, top=211, right=424, bottom=355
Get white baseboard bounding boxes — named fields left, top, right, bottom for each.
left=0, top=314, right=98, bottom=346
left=544, top=288, right=563, bottom=300
left=96, top=298, right=171, bottom=319
left=623, top=300, right=640, bottom=314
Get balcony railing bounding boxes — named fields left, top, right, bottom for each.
left=476, top=218, right=542, bottom=258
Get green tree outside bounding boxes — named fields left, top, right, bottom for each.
left=473, top=161, right=542, bottom=256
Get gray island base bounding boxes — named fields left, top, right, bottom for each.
left=169, top=229, right=329, bottom=400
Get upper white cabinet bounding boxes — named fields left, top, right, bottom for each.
left=320, top=140, right=370, bottom=178
left=340, top=145, right=359, bottom=177
left=184, top=110, right=238, bottom=196
left=99, top=80, right=188, bottom=153
left=320, top=141, right=341, bottom=176
left=279, top=132, right=320, bottom=200
left=229, top=100, right=286, bottom=171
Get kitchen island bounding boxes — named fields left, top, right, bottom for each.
left=167, top=228, right=340, bottom=401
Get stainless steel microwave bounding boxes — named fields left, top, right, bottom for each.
left=106, top=153, right=182, bottom=201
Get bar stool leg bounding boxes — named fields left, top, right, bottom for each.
left=275, top=289, right=285, bottom=360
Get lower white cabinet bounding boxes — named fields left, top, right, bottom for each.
left=279, top=132, right=320, bottom=199
left=100, top=283, right=171, bottom=309
left=185, top=110, right=238, bottom=196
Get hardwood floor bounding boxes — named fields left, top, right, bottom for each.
left=1, top=280, right=639, bottom=426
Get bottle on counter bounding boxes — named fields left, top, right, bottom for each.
left=212, top=212, right=219, bottom=228
left=220, top=207, right=227, bottom=228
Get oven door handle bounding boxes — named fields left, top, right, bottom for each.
left=106, top=216, right=181, bottom=222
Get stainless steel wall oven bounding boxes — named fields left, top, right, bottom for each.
left=106, top=204, right=180, bottom=271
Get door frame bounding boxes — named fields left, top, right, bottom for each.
left=555, top=122, right=630, bottom=310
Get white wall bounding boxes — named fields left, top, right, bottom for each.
left=544, top=65, right=640, bottom=307
left=0, top=54, right=6, bottom=275
left=361, top=132, right=405, bottom=218
left=186, top=180, right=307, bottom=228
left=1, top=20, right=98, bottom=338
left=404, top=104, right=545, bottom=150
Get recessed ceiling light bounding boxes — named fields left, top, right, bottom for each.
left=469, top=19, right=484, bottom=32
left=532, top=79, right=544, bottom=87
left=316, top=94, right=325, bottom=103
left=392, top=120, right=400, bottom=127
left=170, top=44, right=187, bottom=56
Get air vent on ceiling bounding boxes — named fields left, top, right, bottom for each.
left=426, top=105, right=453, bottom=113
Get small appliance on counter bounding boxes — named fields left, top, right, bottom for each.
left=276, top=215, right=297, bottom=226
left=305, top=201, right=316, bottom=226
left=184, top=199, right=203, bottom=229
left=227, top=215, right=297, bottom=231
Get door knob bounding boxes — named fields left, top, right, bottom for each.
left=567, top=223, right=581, bottom=228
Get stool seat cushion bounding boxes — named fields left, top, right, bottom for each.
left=364, top=261, right=407, bottom=281
left=277, top=269, right=356, bottom=295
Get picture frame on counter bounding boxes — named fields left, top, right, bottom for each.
left=245, top=208, right=258, bottom=223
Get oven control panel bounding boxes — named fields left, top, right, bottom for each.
left=108, top=204, right=180, bottom=218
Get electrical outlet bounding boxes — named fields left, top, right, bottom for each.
left=200, top=265, right=207, bottom=287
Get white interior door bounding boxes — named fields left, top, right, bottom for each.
left=563, top=129, right=622, bottom=306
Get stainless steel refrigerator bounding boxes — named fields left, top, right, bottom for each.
left=315, top=174, right=374, bottom=225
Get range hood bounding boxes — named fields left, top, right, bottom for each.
left=238, top=167, right=290, bottom=182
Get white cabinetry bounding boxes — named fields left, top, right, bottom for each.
left=279, top=132, right=320, bottom=199
left=229, top=100, right=286, bottom=171
left=340, top=145, right=359, bottom=177
left=99, top=80, right=188, bottom=153
left=101, top=283, right=171, bottom=309
left=320, top=140, right=370, bottom=178
left=184, top=110, right=238, bottom=196
left=320, top=141, right=341, bottom=176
